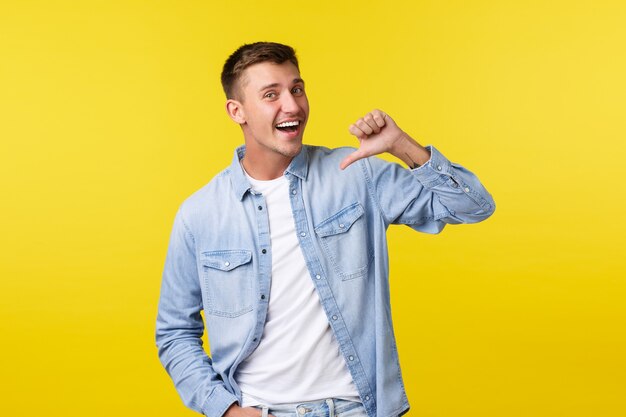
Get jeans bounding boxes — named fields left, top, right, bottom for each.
left=257, top=399, right=367, bottom=417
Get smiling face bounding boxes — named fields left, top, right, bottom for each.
left=226, top=61, right=309, bottom=179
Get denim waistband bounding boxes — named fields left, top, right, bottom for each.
left=258, top=398, right=364, bottom=417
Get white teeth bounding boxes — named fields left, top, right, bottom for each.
left=276, top=121, right=300, bottom=128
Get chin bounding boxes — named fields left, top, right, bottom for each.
left=284, top=145, right=303, bottom=158
left=277, top=142, right=303, bottom=158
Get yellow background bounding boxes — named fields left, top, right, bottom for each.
left=1, top=1, right=624, bottom=416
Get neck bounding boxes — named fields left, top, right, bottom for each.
left=241, top=153, right=292, bottom=180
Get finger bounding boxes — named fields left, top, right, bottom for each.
left=363, top=113, right=381, bottom=134
left=380, top=111, right=398, bottom=129
left=355, top=119, right=374, bottom=136
left=371, top=110, right=386, bottom=128
left=349, top=124, right=367, bottom=140
left=340, top=148, right=368, bottom=170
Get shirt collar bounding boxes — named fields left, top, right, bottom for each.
left=229, top=145, right=309, bottom=201
left=284, top=145, right=309, bottom=180
left=229, top=146, right=251, bottom=200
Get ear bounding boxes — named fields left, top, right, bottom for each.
left=226, top=99, right=246, bottom=124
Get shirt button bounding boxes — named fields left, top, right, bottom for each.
left=224, top=261, right=230, bottom=267
left=437, top=165, right=442, bottom=171
left=315, top=274, right=321, bottom=280
left=253, top=337, right=258, bottom=342
left=260, top=294, right=266, bottom=300
left=258, top=205, right=263, bottom=210
left=332, top=315, right=338, bottom=320
left=349, top=355, right=354, bottom=361
left=365, top=396, right=370, bottom=401
left=262, top=249, right=267, bottom=254
left=292, top=189, right=297, bottom=195
left=297, top=406, right=306, bottom=415
left=300, top=232, right=306, bottom=237
left=464, top=187, right=470, bottom=192
left=339, top=223, right=345, bottom=228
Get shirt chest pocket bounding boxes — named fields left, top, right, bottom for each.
left=314, top=202, right=373, bottom=281
left=201, top=250, right=254, bottom=318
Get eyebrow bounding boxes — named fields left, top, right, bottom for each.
left=258, top=78, right=305, bottom=92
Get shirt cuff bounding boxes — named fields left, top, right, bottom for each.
left=410, top=145, right=453, bottom=188
left=201, top=385, right=239, bottom=417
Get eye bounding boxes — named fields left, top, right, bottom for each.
left=292, top=86, right=304, bottom=95
left=264, top=92, right=277, bottom=99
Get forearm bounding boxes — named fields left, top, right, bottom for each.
left=156, top=208, right=238, bottom=417
left=366, top=146, right=495, bottom=232
left=387, top=133, right=431, bottom=169
left=371, top=116, right=494, bottom=222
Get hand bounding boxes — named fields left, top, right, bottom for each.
left=224, top=404, right=274, bottom=417
left=340, top=109, right=430, bottom=170
left=340, top=109, right=406, bottom=170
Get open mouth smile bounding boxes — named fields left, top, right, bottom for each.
left=275, top=120, right=301, bottom=133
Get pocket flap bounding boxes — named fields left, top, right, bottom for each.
left=314, top=202, right=365, bottom=238
left=201, top=250, right=252, bottom=271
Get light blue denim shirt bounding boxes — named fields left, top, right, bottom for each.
left=156, top=145, right=495, bottom=417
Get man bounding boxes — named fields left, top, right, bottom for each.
left=156, top=42, right=495, bottom=417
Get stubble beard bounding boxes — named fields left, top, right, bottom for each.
left=276, top=141, right=303, bottom=158
left=270, top=128, right=305, bottom=159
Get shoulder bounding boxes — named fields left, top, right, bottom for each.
left=177, top=165, right=233, bottom=222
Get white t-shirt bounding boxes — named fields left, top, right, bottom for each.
left=235, top=172, right=359, bottom=407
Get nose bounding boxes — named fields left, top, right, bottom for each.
left=280, top=91, right=300, bottom=114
